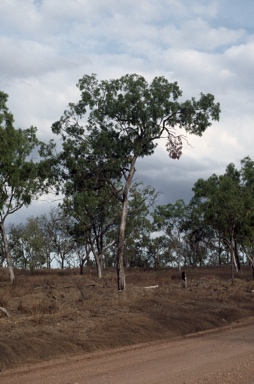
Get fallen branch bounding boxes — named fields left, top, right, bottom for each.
left=0, top=306, right=11, bottom=318
left=144, top=285, right=159, bottom=289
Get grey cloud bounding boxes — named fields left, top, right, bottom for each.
left=0, top=37, right=89, bottom=81
left=136, top=148, right=228, bottom=205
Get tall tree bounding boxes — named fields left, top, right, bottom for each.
left=52, top=73, right=220, bottom=290
left=0, top=91, right=52, bottom=283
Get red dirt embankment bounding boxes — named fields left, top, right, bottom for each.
left=0, top=266, right=254, bottom=374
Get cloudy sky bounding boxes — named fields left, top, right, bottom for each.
left=1, top=0, right=254, bottom=222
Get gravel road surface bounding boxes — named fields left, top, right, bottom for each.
left=1, top=319, right=254, bottom=384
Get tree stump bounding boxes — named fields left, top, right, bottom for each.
left=181, top=271, right=187, bottom=288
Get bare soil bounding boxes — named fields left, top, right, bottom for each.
left=1, top=266, right=254, bottom=373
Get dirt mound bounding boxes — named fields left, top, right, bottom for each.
left=1, top=267, right=254, bottom=371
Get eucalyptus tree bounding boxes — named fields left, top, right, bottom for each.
left=52, top=73, right=220, bottom=290
left=46, top=207, right=75, bottom=269
left=9, top=211, right=62, bottom=271
left=8, top=217, right=46, bottom=271
left=191, top=162, right=253, bottom=277
left=62, top=189, right=119, bottom=277
left=237, top=157, right=254, bottom=276
left=146, top=235, right=173, bottom=269
left=123, top=183, right=159, bottom=268
left=0, top=91, right=53, bottom=283
left=182, top=198, right=217, bottom=266
left=7, top=224, right=27, bottom=268
left=153, top=199, right=189, bottom=271
left=37, top=213, right=56, bottom=269
left=56, top=135, right=121, bottom=277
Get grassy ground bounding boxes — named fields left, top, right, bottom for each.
left=1, top=266, right=254, bottom=371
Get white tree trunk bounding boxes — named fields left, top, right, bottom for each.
left=0, top=222, right=15, bottom=284
left=229, top=232, right=238, bottom=279
left=95, top=254, right=102, bottom=278
left=117, top=156, right=137, bottom=291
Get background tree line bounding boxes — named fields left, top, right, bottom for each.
left=4, top=155, right=254, bottom=282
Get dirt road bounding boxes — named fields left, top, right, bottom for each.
left=1, top=319, right=254, bottom=384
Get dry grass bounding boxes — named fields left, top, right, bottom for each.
left=0, top=266, right=254, bottom=371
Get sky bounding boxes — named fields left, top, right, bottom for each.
left=1, top=0, right=254, bottom=222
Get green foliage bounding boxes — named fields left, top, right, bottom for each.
left=0, top=91, right=56, bottom=282
left=152, top=200, right=191, bottom=268
left=53, top=73, right=220, bottom=162
left=192, top=164, right=244, bottom=238
left=59, top=140, right=122, bottom=276
left=150, top=158, right=254, bottom=271
left=190, top=159, right=254, bottom=272
left=123, top=183, right=159, bottom=267
left=0, top=91, right=54, bottom=223
left=8, top=218, right=46, bottom=270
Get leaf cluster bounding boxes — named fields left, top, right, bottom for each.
left=0, top=92, right=57, bottom=222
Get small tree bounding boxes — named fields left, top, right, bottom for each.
left=46, top=208, right=75, bottom=269
left=52, top=73, right=220, bottom=290
left=153, top=199, right=189, bottom=271
left=0, top=91, right=52, bottom=283
left=37, top=213, right=56, bottom=269
left=8, top=218, right=46, bottom=271
left=124, top=183, right=158, bottom=268
left=60, top=160, right=120, bottom=277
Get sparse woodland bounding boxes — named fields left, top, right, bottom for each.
left=3, top=75, right=254, bottom=372
left=3, top=74, right=254, bottom=285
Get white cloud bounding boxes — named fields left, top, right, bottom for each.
left=192, top=1, right=218, bottom=18
left=180, top=20, right=245, bottom=50
left=225, top=40, right=254, bottom=81
left=0, top=37, right=62, bottom=78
